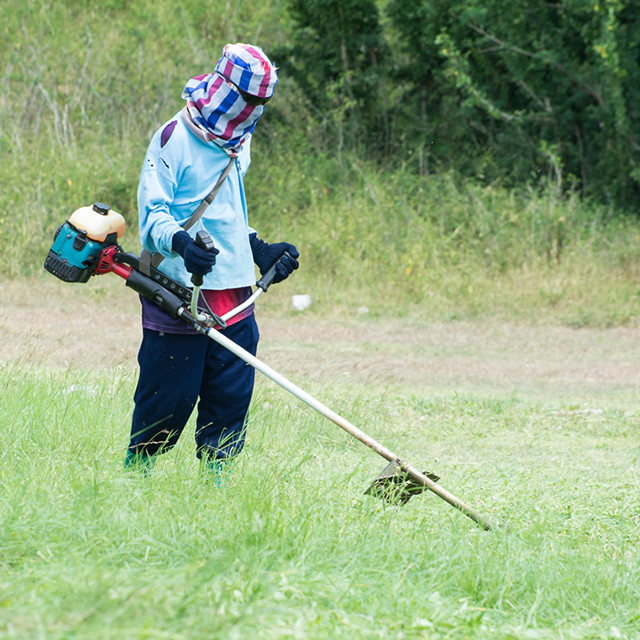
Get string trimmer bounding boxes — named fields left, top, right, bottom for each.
left=44, top=202, right=494, bottom=531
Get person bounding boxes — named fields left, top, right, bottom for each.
left=124, top=43, right=299, bottom=476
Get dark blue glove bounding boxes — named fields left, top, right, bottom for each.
left=172, top=230, right=219, bottom=277
left=249, top=233, right=299, bottom=284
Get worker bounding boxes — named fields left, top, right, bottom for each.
left=125, top=43, right=299, bottom=477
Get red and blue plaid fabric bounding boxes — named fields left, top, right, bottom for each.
left=181, top=43, right=277, bottom=154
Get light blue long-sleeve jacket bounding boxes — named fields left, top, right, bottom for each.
left=137, top=113, right=256, bottom=290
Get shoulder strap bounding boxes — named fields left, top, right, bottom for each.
left=139, top=155, right=235, bottom=275
left=183, top=156, right=235, bottom=232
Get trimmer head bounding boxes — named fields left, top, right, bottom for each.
left=364, top=459, right=440, bottom=505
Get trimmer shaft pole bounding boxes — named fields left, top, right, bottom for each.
left=196, top=320, right=493, bottom=531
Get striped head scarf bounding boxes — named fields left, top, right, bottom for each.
left=181, top=43, right=278, bottom=155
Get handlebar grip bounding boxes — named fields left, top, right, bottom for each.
left=194, top=230, right=216, bottom=253
left=191, top=230, right=217, bottom=287
left=256, top=250, right=293, bottom=292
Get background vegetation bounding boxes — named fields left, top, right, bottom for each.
left=281, top=0, right=640, bottom=207
left=1, top=0, right=640, bottom=325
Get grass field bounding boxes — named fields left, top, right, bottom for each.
left=2, top=281, right=640, bottom=639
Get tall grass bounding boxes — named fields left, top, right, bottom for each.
left=1, top=364, right=639, bottom=638
left=0, top=0, right=290, bottom=271
left=248, top=151, right=640, bottom=325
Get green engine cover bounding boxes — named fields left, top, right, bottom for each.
left=43, top=222, right=105, bottom=283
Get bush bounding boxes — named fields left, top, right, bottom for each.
left=385, top=0, right=640, bottom=209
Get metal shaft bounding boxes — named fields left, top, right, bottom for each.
left=201, top=322, right=494, bottom=531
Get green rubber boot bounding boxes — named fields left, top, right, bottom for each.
left=200, top=457, right=232, bottom=486
left=124, top=450, right=156, bottom=475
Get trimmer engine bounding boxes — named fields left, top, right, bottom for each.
left=44, top=202, right=194, bottom=319
left=44, top=202, right=125, bottom=283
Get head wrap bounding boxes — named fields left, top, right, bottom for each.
left=181, top=43, right=277, bottom=155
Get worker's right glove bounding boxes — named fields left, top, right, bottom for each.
left=172, top=230, right=219, bottom=276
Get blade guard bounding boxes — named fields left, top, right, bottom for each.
left=364, top=459, right=440, bottom=505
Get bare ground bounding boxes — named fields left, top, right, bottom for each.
left=3, top=276, right=640, bottom=398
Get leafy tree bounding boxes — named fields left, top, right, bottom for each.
left=276, top=0, right=389, bottom=153
left=386, top=0, right=640, bottom=208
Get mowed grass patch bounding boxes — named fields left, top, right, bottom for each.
left=1, top=365, right=639, bottom=639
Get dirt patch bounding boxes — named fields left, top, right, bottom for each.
left=3, top=276, right=640, bottom=397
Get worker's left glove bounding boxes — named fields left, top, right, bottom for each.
left=249, top=233, right=299, bottom=284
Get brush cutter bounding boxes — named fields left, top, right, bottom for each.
left=44, top=202, right=494, bottom=531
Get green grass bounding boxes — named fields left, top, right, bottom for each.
left=2, top=364, right=639, bottom=639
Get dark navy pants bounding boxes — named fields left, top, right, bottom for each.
left=129, top=314, right=259, bottom=460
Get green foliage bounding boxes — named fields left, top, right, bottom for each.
left=385, top=0, right=640, bottom=208
left=274, top=0, right=389, bottom=153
